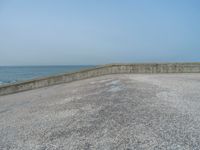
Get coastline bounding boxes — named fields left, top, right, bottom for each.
left=0, top=65, right=95, bottom=86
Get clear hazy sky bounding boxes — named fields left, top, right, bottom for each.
left=0, top=0, right=200, bottom=65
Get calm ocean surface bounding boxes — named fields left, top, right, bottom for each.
left=0, top=66, right=95, bottom=85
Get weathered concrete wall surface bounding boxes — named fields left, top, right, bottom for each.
left=0, top=63, right=200, bottom=96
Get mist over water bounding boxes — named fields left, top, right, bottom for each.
left=0, top=66, right=95, bottom=85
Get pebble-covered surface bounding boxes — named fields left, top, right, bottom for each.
left=0, top=74, right=200, bottom=150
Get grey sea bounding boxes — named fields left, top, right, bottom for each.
left=0, top=66, right=95, bottom=85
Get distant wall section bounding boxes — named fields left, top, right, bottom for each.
left=1, top=63, right=200, bottom=96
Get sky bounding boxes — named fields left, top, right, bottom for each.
left=0, top=0, right=200, bottom=65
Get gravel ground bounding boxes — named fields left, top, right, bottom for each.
left=0, top=74, right=200, bottom=150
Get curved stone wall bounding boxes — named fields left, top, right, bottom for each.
left=0, top=63, right=200, bottom=96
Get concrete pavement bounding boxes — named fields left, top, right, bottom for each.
left=0, top=74, right=200, bottom=149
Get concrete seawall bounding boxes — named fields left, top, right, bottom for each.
left=0, top=63, right=200, bottom=96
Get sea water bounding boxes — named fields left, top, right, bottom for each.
left=0, top=66, right=95, bottom=85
